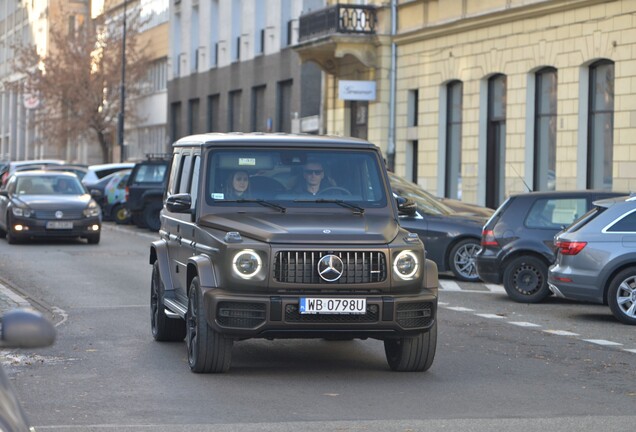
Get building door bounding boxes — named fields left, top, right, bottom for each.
left=350, top=101, right=368, bottom=140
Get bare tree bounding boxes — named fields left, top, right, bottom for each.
left=12, top=8, right=149, bottom=163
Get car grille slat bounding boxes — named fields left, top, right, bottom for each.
left=35, top=210, right=84, bottom=219
left=275, top=251, right=387, bottom=284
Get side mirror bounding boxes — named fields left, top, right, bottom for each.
left=396, top=196, right=417, bottom=216
left=90, top=189, right=103, bottom=199
left=0, top=309, right=56, bottom=349
left=165, top=193, right=192, bottom=214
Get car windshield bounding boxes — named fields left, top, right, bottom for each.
left=205, top=148, right=387, bottom=208
left=16, top=175, right=85, bottom=195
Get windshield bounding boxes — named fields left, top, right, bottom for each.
left=205, top=148, right=387, bottom=208
left=15, top=175, right=85, bottom=195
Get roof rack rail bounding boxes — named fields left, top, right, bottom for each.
left=145, top=153, right=172, bottom=161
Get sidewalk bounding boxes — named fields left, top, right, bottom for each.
left=0, top=281, right=31, bottom=316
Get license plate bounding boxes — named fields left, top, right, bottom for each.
left=46, top=221, right=73, bottom=229
left=299, top=298, right=366, bottom=314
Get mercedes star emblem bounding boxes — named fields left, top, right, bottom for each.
left=317, top=254, right=344, bottom=282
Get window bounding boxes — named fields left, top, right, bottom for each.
left=445, top=81, right=462, bottom=199
left=277, top=80, right=293, bottom=132
left=587, top=60, right=614, bottom=190
left=407, top=89, right=418, bottom=127
left=486, top=74, right=506, bottom=209
left=252, top=86, right=267, bottom=132
left=207, top=94, right=220, bottom=132
left=255, top=1, right=265, bottom=55
left=534, top=67, right=557, bottom=191
left=190, top=6, right=199, bottom=72
left=606, top=209, right=636, bottom=233
left=228, top=90, right=242, bottom=131
left=188, top=98, right=199, bottom=134
left=525, top=198, right=587, bottom=229
left=170, top=102, right=182, bottom=143
left=178, top=154, right=193, bottom=193
left=209, top=0, right=219, bottom=67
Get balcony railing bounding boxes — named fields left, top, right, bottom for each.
left=298, top=4, right=377, bottom=42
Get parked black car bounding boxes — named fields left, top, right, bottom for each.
left=125, top=154, right=171, bottom=231
left=0, top=171, right=102, bottom=244
left=0, top=309, right=56, bottom=431
left=390, top=175, right=488, bottom=281
left=475, top=190, right=626, bottom=303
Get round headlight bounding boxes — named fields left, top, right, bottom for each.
left=393, top=250, right=419, bottom=280
left=232, top=250, right=262, bottom=279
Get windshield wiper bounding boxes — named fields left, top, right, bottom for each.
left=228, top=199, right=286, bottom=213
left=295, top=199, right=365, bottom=215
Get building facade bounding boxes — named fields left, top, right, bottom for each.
left=296, top=0, right=636, bottom=209
left=167, top=0, right=324, bottom=142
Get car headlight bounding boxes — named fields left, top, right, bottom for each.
left=232, top=249, right=262, bottom=279
left=83, top=200, right=101, bottom=217
left=393, top=250, right=419, bottom=280
left=12, top=206, right=33, bottom=218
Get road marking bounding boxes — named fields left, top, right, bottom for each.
left=445, top=306, right=475, bottom=312
left=509, top=321, right=541, bottom=327
left=439, top=280, right=462, bottom=291
left=543, top=330, right=580, bottom=336
left=582, top=339, right=623, bottom=347
left=485, top=284, right=506, bottom=294
left=623, top=349, right=636, bottom=354
left=475, top=313, right=505, bottom=319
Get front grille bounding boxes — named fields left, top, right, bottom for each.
left=35, top=210, right=84, bottom=220
left=275, top=251, right=387, bottom=284
left=285, top=304, right=379, bottom=323
left=217, top=302, right=266, bottom=329
left=396, top=302, right=434, bottom=328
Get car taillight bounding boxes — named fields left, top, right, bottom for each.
left=481, top=229, right=498, bottom=246
left=555, top=240, right=587, bottom=256
left=125, top=186, right=129, bottom=201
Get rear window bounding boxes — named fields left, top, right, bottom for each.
left=132, top=164, right=168, bottom=184
left=562, top=206, right=605, bottom=233
left=525, top=198, right=587, bottom=229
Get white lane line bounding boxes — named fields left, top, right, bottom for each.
left=475, top=313, right=505, bottom=319
left=439, top=280, right=462, bottom=291
left=485, top=284, right=506, bottom=294
left=509, top=321, right=541, bottom=327
left=543, top=330, right=580, bottom=337
left=623, top=349, right=636, bottom=354
left=445, top=306, right=475, bottom=312
left=582, top=339, right=623, bottom=347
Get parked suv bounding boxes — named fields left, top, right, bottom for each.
left=126, top=154, right=171, bottom=231
left=475, top=190, right=625, bottom=303
left=149, top=133, right=439, bottom=373
left=549, top=195, right=636, bottom=325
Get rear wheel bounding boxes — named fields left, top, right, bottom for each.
left=503, top=255, right=550, bottom=303
left=143, top=202, right=162, bottom=232
left=607, top=267, right=636, bottom=325
left=186, top=277, right=233, bottom=373
left=112, top=204, right=131, bottom=225
left=151, top=262, right=186, bottom=341
left=448, top=239, right=481, bottom=282
left=384, top=322, right=437, bottom=372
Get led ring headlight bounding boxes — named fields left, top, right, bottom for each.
left=393, top=250, right=419, bottom=280
left=232, top=249, right=262, bottom=279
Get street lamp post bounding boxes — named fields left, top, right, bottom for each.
left=117, top=0, right=127, bottom=162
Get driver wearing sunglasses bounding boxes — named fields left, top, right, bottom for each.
left=297, top=159, right=330, bottom=196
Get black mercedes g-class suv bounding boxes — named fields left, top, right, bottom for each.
left=149, top=133, right=438, bottom=373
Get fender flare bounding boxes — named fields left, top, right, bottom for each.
left=187, top=254, right=218, bottom=290
left=149, top=239, right=175, bottom=292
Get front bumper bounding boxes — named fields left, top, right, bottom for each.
left=202, top=289, right=437, bottom=339
left=9, top=216, right=101, bottom=239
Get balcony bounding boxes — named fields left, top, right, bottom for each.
left=294, top=4, right=380, bottom=73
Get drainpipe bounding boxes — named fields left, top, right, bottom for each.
left=386, top=0, right=397, bottom=172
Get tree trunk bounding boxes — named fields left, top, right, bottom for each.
left=97, top=130, right=111, bottom=163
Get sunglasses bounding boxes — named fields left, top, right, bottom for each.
left=304, top=169, right=323, bottom=175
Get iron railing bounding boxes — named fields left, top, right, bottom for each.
left=298, top=4, right=377, bottom=42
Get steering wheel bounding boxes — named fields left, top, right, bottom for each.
left=318, top=186, right=351, bottom=196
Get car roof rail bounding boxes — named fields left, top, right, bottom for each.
left=145, top=153, right=172, bottom=161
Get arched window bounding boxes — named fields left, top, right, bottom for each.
left=445, top=80, right=463, bottom=199
left=587, top=60, right=614, bottom=190
left=534, top=67, right=557, bottom=191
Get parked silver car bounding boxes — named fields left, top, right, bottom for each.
left=549, top=194, right=636, bottom=325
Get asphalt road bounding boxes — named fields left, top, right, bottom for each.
left=0, top=223, right=634, bottom=432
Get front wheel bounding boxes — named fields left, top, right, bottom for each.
left=448, top=239, right=481, bottom=282
left=384, top=322, right=437, bottom=372
left=502, top=255, right=550, bottom=303
left=186, top=277, right=233, bottom=373
left=112, top=204, right=131, bottom=225
left=607, top=267, right=636, bottom=325
left=143, top=202, right=162, bottom=232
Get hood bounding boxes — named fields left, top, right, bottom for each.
left=15, top=194, right=92, bottom=210
left=199, top=211, right=399, bottom=244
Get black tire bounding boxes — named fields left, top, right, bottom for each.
left=143, top=202, right=162, bottom=232
left=5, top=215, right=18, bottom=244
left=86, top=233, right=101, bottom=245
left=112, top=204, right=131, bottom=225
left=503, top=255, right=550, bottom=303
left=607, top=267, right=636, bottom=325
left=186, top=277, right=233, bottom=373
left=132, top=211, right=147, bottom=228
left=384, top=321, right=437, bottom=372
left=448, top=239, right=481, bottom=282
left=0, top=225, right=6, bottom=238
left=150, top=262, right=186, bottom=341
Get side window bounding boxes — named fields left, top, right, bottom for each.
left=190, top=156, right=200, bottom=210
left=606, top=209, right=636, bottom=233
left=525, top=198, right=587, bottom=228
left=167, top=154, right=181, bottom=194
left=178, top=155, right=193, bottom=194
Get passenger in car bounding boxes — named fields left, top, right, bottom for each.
left=225, top=170, right=251, bottom=199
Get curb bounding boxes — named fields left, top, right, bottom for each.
left=0, top=281, right=31, bottom=314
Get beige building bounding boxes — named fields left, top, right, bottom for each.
left=297, top=0, right=635, bottom=208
